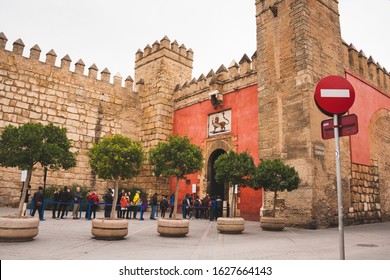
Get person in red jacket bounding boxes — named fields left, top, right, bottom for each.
left=120, top=193, right=129, bottom=219
left=89, top=191, right=99, bottom=219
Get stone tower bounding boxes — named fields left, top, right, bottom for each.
left=133, top=36, right=194, bottom=191
left=256, top=0, right=351, bottom=228
left=134, top=36, right=193, bottom=151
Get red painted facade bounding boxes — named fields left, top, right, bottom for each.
left=346, top=72, right=390, bottom=165
left=172, top=85, right=262, bottom=221
left=170, top=72, right=390, bottom=222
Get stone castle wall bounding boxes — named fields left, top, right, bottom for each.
left=174, top=53, right=258, bottom=109
left=255, top=0, right=389, bottom=228
left=0, top=0, right=389, bottom=226
left=135, top=36, right=193, bottom=150
left=347, top=162, right=381, bottom=224
left=342, top=41, right=390, bottom=95
left=0, top=32, right=141, bottom=205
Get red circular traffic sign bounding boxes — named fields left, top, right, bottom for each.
left=314, top=75, right=355, bottom=116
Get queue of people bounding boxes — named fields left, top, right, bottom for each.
left=26, top=185, right=225, bottom=221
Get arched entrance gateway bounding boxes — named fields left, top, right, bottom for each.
left=207, top=149, right=227, bottom=200
left=202, top=139, right=263, bottom=221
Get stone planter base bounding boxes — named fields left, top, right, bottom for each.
left=91, top=218, right=128, bottom=240
left=260, top=217, right=285, bottom=231
left=217, top=217, right=245, bottom=234
left=0, top=216, right=39, bottom=242
left=157, top=218, right=189, bottom=237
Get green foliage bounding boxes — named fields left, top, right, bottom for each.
left=254, top=158, right=300, bottom=193
left=148, top=134, right=203, bottom=219
left=88, top=134, right=145, bottom=180
left=214, top=150, right=255, bottom=186
left=0, top=123, right=76, bottom=170
left=0, top=122, right=77, bottom=216
left=254, top=158, right=300, bottom=217
left=148, top=135, right=204, bottom=180
left=88, top=134, right=145, bottom=218
left=41, top=123, right=77, bottom=170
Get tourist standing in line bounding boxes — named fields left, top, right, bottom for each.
left=216, top=195, right=223, bottom=218
left=150, top=192, right=158, bottom=220
left=103, top=188, right=113, bottom=218
left=209, top=196, right=217, bottom=221
left=169, top=193, right=175, bottom=218
left=52, top=188, right=60, bottom=218
left=139, top=193, right=147, bottom=221
left=117, top=189, right=125, bottom=218
left=160, top=195, right=169, bottom=218
left=181, top=195, right=188, bottom=219
left=126, top=191, right=132, bottom=219
left=202, top=194, right=210, bottom=219
left=58, top=186, right=72, bottom=219
left=120, top=192, right=129, bottom=219
left=89, top=191, right=99, bottom=219
left=31, top=186, right=44, bottom=221
left=194, top=196, right=202, bottom=219
left=72, top=187, right=82, bottom=219
left=132, top=190, right=140, bottom=219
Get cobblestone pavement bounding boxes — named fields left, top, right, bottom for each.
left=1, top=207, right=389, bottom=260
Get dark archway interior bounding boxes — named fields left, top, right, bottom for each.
left=207, top=149, right=226, bottom=200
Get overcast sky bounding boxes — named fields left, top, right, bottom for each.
left=0, top=0, right=389, bottom=82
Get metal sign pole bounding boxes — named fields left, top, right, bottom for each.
left=333, top=114, right=345, bottom=260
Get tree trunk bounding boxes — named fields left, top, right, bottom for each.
left=272, top=190, right=278, bottom=218
left=17, top=168, right=32, bottom=217
left=172, top=177, right=180, bottom=219
left=110, top=178, right=119, bottom=218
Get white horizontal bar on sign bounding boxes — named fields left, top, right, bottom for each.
left=320, top=89, right=350, bottom=98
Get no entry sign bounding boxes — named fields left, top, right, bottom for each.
left=313, top=75, right=358, bottom=260
left=314, top=75, right=355, bottom=116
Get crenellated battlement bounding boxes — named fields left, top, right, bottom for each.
left=135, top=36, right=193, bottom=71
left=0, top=32, right=142, bottom=203
left=342, top=39, right=389, bottom=94
left=0, top=32, right=135, bottom=90
left=173, top=52, right=257, bottom=110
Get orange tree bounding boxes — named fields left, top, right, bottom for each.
left=148, top=135, right=203, bottom=219
left=0, top=123, right=77, bottom=216
left=88, top=134, right=145, bottom=218
left=213, top=150, right=255, bottom=216
left=254, top=158, right=300, bottom=217
left=214, top=150, right=255, bottom=187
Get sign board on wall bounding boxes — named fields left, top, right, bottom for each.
left=192, top=184, right=197, bottom=194
left=321, top=114, right=359, bottom=140
left=21, top=170, right=27, bottom=182
left=208, top=110, right=231, bottom=137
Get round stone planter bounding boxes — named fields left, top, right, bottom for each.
left=260, top=217, right=285, bottom=231
left=216, top=217, right=245, bottom=234
left=91, top=218, right=128, bottom=240
left=157, top=218, right=189, bottom=237
left=0, top=216, right=39, bottom=242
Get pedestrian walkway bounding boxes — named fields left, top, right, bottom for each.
left=0, top=207, right=389, bottom=260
